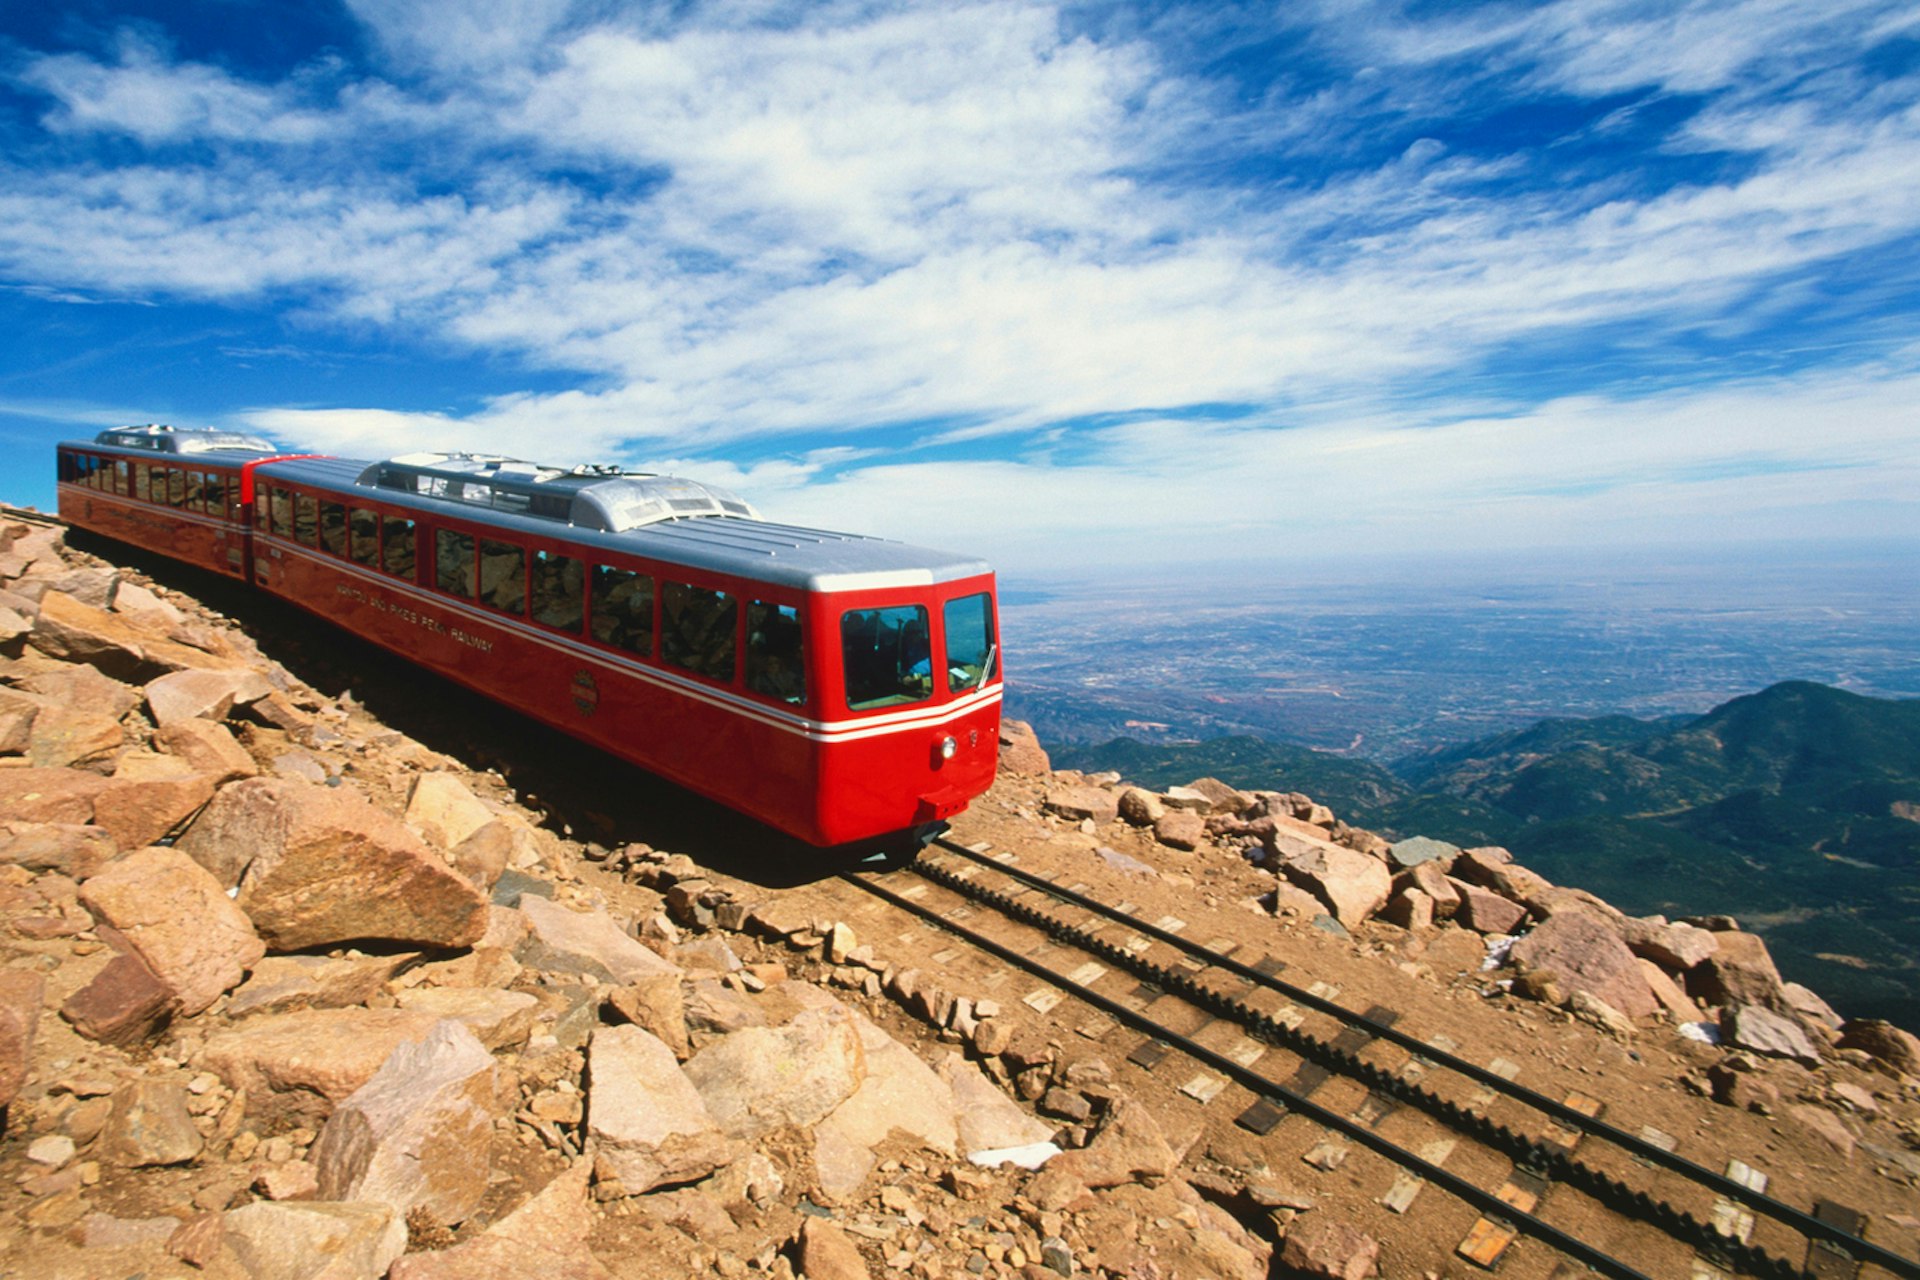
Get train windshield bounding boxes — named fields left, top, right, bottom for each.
left=944, top=593, right=996, bottom=692
left=842, top=605, right=932, bottom=710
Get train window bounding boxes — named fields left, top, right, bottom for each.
left=206, top=473, right=227, bottom=517
left=349, top=508, right=379, bottom=565
left=943, top=593, right=997, bottom=692
left=531, top=551, right=584, bottom=632
left=841, top=605, right=932, bottom=710
left=180, top=472, right=203, bottom=512
left=478, top=539, right=525, bottom=615
left=113, top=461, right=130, bottom=496
left=662, top=583, right=736, bottom=681
left=590, top=566, right=652, bottom=656
left=746, top=602, right=805, bottom=705
left=293, top=495, right=318, bottom=546
left=132, top=464, right=151, bottom=502
left=382, top=517, right=416, bottom=579
left=435, top=529, right=475, bottom=597
left=320, top=502, right=348, bottom=556
left=169, top=468, right=190, bottom=509
left=268, top=485, right=293, bottom=536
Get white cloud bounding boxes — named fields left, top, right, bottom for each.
left=4, top=0, right=1919, bottom=570
left=344, top=0, right=579, bottom=76
left=19, top=33, right=336, bottom=144
left=739, top=365, right=1920, bottom=573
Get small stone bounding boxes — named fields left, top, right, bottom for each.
left=798, top=1217, right=869, bottom=1280
left=168, top=1211, right=226, bottom=1268
left=1387, top=836, right=1457, bottom=870
left=101, top=1078, right=205, bottom=1167
left=28, top=1133, right=77, bottom=1167
left=1280, top=1215, right=1380, bottom=1278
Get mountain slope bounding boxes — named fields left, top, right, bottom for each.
left=1050, top=735, right=1409, bottom=821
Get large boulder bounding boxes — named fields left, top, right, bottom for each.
left=1450, top=880, right=1528, bottom=935
left=100, top=1077, right=204, bottom=1167
left=229, top=953, right=422, bottom=1019
left=0, top=767, right=108, bottom=825
left=142, top=668, right=271, bottom=727
left=813, top=1009, right=959, bottom=1200
left=79, top=846, right=264, bottom=1015
left=61, top=948, right=176, bottom=1046
left=1044, top=785, right=1119, bottom=826
left=1618, top=916, right=1720, bottom=971
left=0, top=821, right=119, bottom=880
left=517, top=895, right=683, bottom=985
left=1387, top=836, right=1457, bottom=871
left=155, top=717, right=259, bottom=784
left=1273, top=829, right=1392, bottom=929
left=176, top=777, right=488, bottom=951
left=312, top=1020, right=499, bottom=1226
left=393, top=987, right=539, bottom=1051
left=586, top=1025, right=731, bottom=1194
left=221, top=1200, right=407, bottom=1280
left=29, top=590, right=247, bottom=680
left=1721, top=1004, right=1823, bottom=1067
left=1281, top=1216, right=1380, bottom=1279
left=92, top=763, right=218, bottom=851
left=387, top=1161, right=612, bottom=1280
left=405, top=773, right=496, bottom=850
left=685, top=1003, right=867, bottom=1140
left=0, top=686, right=125, bottom=771
left=200, top=1008, right=443, bottom=1120
left=1507, top=911, right=1657, bottom=1020
left=1028, top=1098, right=1177, bottom=1210
left=1184, top=777, right=1255, bottom=815
left=1687, top=930, right=1790, bottom=1014
left=1836, top=1019, right=1920, bottom=1078
left=936, top=1053, right=1057, bottom=1155
left=997, top=720, right=1051, bottom=774
left=1405, top=860, right=1461, bottom=920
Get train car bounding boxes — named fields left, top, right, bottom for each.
left=230, top=449, right=1002, bottom=847
left=55, top=425, right=305, bottom=580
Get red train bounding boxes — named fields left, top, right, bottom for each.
left=56, top=426, right=1002, bottom=846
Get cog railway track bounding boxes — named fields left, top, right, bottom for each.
left=840, top=835, right=1919, bottom=1280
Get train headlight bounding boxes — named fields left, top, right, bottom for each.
left=938, top=735, right=958, bottom=761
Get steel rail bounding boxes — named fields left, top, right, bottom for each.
left=843, top=867, right=1680, bottom=1280
left=921, top=838, right=1919, bottom=1280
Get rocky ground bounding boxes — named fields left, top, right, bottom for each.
left=1, top=513, right=1918, bottom=1280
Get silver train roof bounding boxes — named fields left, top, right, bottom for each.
left=254, top=451, right=991, bottom=593
left=80, top=424, right=280, bottom=462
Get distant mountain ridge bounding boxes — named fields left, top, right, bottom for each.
left=1062, top=681, right=1920, bottom=1027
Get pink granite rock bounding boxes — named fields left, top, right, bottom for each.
left=1274, top=831, right=1392, bottom=929
left=587, top=1025, right=731, bottom=1194
left=79, top=846, right=264, bottom=1015
left=176, top=777, right=487, bottom=951
left=312, top=1020, right=499, bottom=1226
left=1508, top=910, right=1657, bottom=1019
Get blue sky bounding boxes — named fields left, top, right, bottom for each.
left=2, top=0, right=1917, bottom=577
